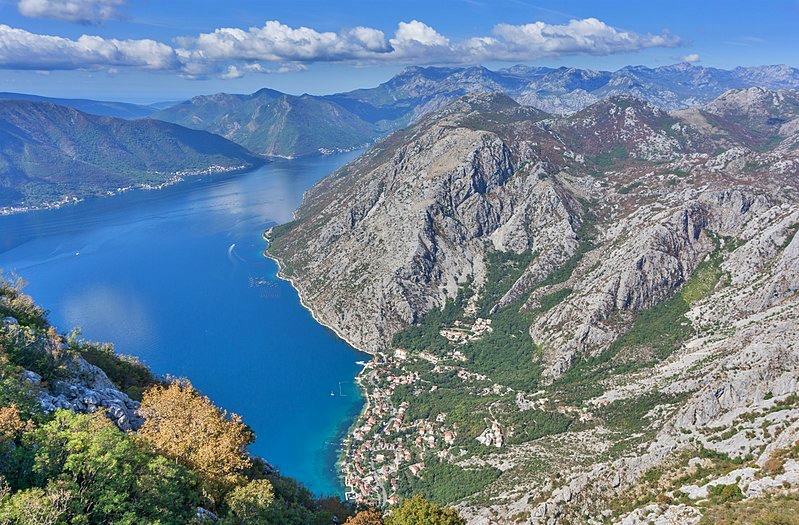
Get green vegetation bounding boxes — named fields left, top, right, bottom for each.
left=0, top=100, right=261, bottom=209
left=393, top=288, right=471, bottom=355
left=556, top=233, right=727, bottom=399
left=590, top=145, right=628, bottom=168
left=500, top=408, right=573, bottom=445
left=698, top=494, right=799, bottom=524
left=0, top=276, right=368, bottom=524
left=1, top=276, right=474, bottom=524
left=384, top=495, right=465, bottom=525
left=69, top=337, right=158, bottom=401
left=782, top=223, right=799, bottom=251
left=3, top=410, right=201, bottom=524
left=618, top=181, right=642, bottom=194
left=477, top=250, right=534, bottom=315
left=539, top=288, right=572, bottom=312
left=396, top=463, right=500, bottom=506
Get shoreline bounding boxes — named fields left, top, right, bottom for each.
left=262, top=228, right=375, bottom=497
left=261, top=229, right=374, bottom=358
left=0, top=163, right=255, bottom=216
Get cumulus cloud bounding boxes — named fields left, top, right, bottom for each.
left=178, top=17, right=680, bottom=75
left=0, top=24, right=178, bottom=70
left=490, top=18, right=678, bottom=58
left=18, top=0, right=126, bottom=25
left=0, top=17, right=682, bottom=78
left=184, top=21, right=376, bottom=63
left=682, top=53, right=700, bottom=63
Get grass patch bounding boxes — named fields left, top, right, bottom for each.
left=590, top=145, right=628, bottom=168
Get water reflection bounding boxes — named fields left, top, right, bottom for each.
left=0, top=152, right=366, bottom=497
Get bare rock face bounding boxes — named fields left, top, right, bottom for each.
left=270, top=94, right=581, bottom=352
left=37, top=355, right=144, bottom=431
left=530, top=202, right=714, bottom=379
left=270, top=89, right=799, bottom=523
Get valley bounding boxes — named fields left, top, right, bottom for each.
left=2, top=2, right=798, bottom=523
left=268, top=88, right=799, bottom=522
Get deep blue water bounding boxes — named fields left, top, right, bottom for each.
left=0, top=153, right=367, bottom=497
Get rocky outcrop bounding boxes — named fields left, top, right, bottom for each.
left=269, top=89, right=799, bottom=523
left=270, top=94, right=580, bottom=352
left=26, top=355, right=144, bottom=431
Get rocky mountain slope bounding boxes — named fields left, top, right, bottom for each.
left=0, top=100, right=263, bottom=211
left=154, top=64, right=799, bottom=158
left=151, top=88, right=377, bottom=158
left=269, top=87, right=799, bottom=523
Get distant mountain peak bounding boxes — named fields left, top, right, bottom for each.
left=154, top=63, right=799, bottom=158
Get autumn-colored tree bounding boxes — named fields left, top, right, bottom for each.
left=318, top=496, right=356, bottom=522
left=223, top=479, right=275, bottom=522
left=0, top=404, right=33, bottom=441
left=384, top=495, right=465, bottom=525
left=345, top=508, right=384, bottom=525
left=137, top=380, right=254, bottom=506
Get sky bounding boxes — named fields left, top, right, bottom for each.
left=0, top=0, right=797, bottom=103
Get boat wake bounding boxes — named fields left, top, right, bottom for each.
left=227, top=243, right=247, bottom=264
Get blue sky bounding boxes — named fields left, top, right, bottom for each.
left=0, top=0, right=796, bottom=103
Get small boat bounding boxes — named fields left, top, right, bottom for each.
left=330, top=391, right=335, bottom=396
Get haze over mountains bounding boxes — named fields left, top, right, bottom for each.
left=153, top=63, right=799, bottom=157
left=0, top=92, right=160, bottom=120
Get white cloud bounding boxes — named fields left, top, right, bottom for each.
left=0, top=24, right=178, bottom=70
left=682, top=53, right=700, bottom=63
left=220, top=64, right=243, bottom=79
left=491, top=18, right=679, bottom=58
left=179, top=17, right=679, bottom=73
left=0, top=17, right=682, bottom=77
left=18, top=0, right=126, bottom=25
left=185, top=20, right=387, bottom=64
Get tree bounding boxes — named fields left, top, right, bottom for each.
left=15, top=410, right=199, bottom=524
left=384, top=495, right=465, bottom=525
left=345, top=508, right=384, bottom=525
left=0, top=404, right=32, bottom=442
left=0, top=481, right=71, bottom=525
left=137, top=380, right=254, bottom=506
left=223, top=479, right=275, bottom=522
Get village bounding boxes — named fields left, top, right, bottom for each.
left=340, top=316, right=595, bottom=506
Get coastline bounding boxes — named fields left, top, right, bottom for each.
left=262, top=228, right=375, bottom=497
left=261, top=229, right=373, bottom=357
left=0, top=163, right=254, bottom=216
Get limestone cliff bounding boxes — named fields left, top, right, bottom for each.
left=270, top=88, right=799, bottom=523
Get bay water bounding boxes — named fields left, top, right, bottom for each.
left=0, top=153, right=367, bottom=497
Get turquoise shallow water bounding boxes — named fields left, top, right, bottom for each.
left=0, top=153, right=367, bottom=497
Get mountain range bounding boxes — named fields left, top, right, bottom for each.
left=153, top=63, right=799, bottom=158
left=268, top=86, right=799, bottom=522
left=3, top=62, right=798, bottom=211
left=0, top=92, right=162, bottom=120
left=0, top=100, right=262, bottom=210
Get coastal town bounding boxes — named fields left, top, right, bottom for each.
left=340, top=315, right=594, bottom=506
left=0, top=164, right=249, bottom=216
